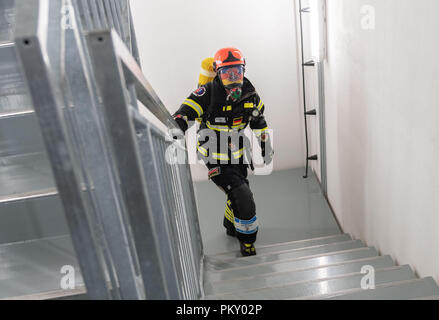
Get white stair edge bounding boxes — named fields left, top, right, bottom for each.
left=206, top=247, right=377, bottom=274
left=0, top=188, right=58, bottom=204
left=207, top=234, right=351, bottom=258
left=0, top=109, right=34, bottom=119
left=206, top=239, right=363, bottom=264
left=0, top=286, right=87, bottom=301
left=206, top=265, right=411, bottom=300
left=411, top=295, right=439, bottom=300
left=0, top=234, right=71, bottom=249
left=293, top=277, right=435, bottom=300
left=205, top=255, right=394, bottom=286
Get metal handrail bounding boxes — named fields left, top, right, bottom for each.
left=13, top=0, right=203, bottom=300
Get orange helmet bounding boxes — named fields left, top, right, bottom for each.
left=213, top=47, right=246, bottom=71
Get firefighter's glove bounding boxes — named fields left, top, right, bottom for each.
left=172, top=115, right=188, bottom=140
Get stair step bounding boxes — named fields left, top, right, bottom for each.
left=206, top=240, right=365, bottom=270
left=0, top=1, right=15, bottom=42
left=0, top=191, right=68, bottom=245
left=0, top=42, right=32, bottom=115
left=0, top=153, right=56, bottom=201
left=206, top=234, right=352, bottom=261
left=205, top=265, right=415, bottom=300
left=319, top=277, right=439, bottom=300
left=412, top=295, right=439, bottom=300
left=0, top=111, right=44, bottom=158
left=2, top=287, right=87, bottom=301
left=0, top=236, right=83, bottom=300
left=204, top=255, right=395, bottom=296
left=205, top=247, right=379, bottom=283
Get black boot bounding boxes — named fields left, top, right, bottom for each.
left=240, top=241, right=256, bottom=257
left=226, top=227, right=236, bottom=237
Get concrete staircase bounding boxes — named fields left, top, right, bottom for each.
left=203, top=234, right=439, bottom=300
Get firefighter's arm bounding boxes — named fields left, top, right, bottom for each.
left=172, top=85, right=210, bottom=134
left=250, top=95, right=274, bottom=165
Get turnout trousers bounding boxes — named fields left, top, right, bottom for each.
left=206, top=163, right=258, bottom=244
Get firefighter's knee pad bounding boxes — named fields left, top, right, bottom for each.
left=228, top=184, right=255, bottom=220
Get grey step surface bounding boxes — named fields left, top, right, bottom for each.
left=0, top=1, right=15, bottom=42
left=205, top=247, right=379, bottom=283
left=205, top=255, right=395, bottom=296
left=0, top=42, right=32, bottom=115
left=412, top=295, right=439, bottom=300
left=0, top=236, right=83, bottom=300
left=206, top=234, right=352, bottom=262
left=0, top=111, right=46, bottom=157
left=206, top=240, right=365, bottom=270
left=0, top=153, right=56, bottom=200
left=0, top=193, right=68, bottom=245
left=318, top=277, right=439, bottom=300
left=205, top=265, right=416, bottom=300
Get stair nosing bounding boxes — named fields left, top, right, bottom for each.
left=0, top=188, right=58, bottom=204
left=206, top=239, right=364, bottom=264
left=292, top=277, right=434, bottom=300
left=0, top=286, right=87, bottom=301
left=205, top=255, right=394, bottom=286
left=0, top=109, right=34, bottom=119
left=207, top=234, right=351, bottom=258
left=0, top=234, right=71, bottom=250
left=0, top=41, right=14, bottom=49
left=207, top=265, right=411, bottom=299
left=206, top=247, right=377, bottom=274
left=410, top=295, right=439, bottom=300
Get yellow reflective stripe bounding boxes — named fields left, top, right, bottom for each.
left=232, top=148, right=245, bottom=159
left=197, top=146, right=208, bottom=156
left=206, top=121, right=231, bottom=132
left=225, top=205, right=234, bottom=216
left=225, top=209, right=234, bottom=223
left=253, top=127, right=268, bottom=137
left=183, top=99, right=204, bottom=117
left=244, top=103, right=254, bottom=109
left=206, top=121, right=247, bottom=132
left=257, top=100, right=264, bottom=111
left=212, top=153, right=230, bottom=161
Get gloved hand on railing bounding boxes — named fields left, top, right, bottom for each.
left=172, top=114, right=188, bottom=140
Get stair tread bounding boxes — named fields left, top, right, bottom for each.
left=316, top=277, right=439, bottom=300
left=0, top=111, right=45, bottom=158
left=206, top=234, right=352, bottom=261
left=204, top=255, right=395, bottom=296
left=0, top=42, right=32, bottom=114
left=0, top=235, right=83, bottom=300
left=205, top=265, right=415, bottom=300
left=411, top=295, right=439, bottom=300
left=205, top=247, right=379, bottom=283
left=206, top=240, right=365, bottom=270
left=0, top=153, right=56, bottom=200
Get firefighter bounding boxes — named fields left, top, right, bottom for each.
left=173, top=48, right=274, bottom=257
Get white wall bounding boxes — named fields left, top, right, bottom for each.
left=324, top=0, right=439, bottom=281
left=130, top=0, right=305, bottom=181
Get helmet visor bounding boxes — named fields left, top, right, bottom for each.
left=218, top=65, right=244, bottom=88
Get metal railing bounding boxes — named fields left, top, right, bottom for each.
left=12, top=0, right=203, bottom=300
